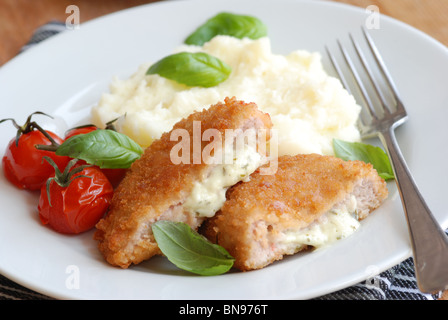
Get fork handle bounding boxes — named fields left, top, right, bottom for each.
left=379, top=128, right=448, bottom=293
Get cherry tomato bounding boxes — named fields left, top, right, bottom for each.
left=38, top=162, right=114, bottom=234
left=64, top=125, right=127, bottom=187
left=100, top=167, right=127, bottom=188
left=2, top=130, right=70, bottom=190
left=64, top=125, right=97, bottom=140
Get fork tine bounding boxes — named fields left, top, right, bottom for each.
left=349, top=33, right=392, bottom=114
left=326, top=44, right=373, bottom=135
left=362, top=28, right=405, bottom=113
left=337, top=40, right=378, bottom=120
left=325, top=45, right=352, bottom=95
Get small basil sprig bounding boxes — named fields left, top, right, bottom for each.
left=146, top=52, right=231, bottom=88
left=185, top=12, right=268, bottom=46
left=333, top=139, right=394, bottom=180
left=56, top=129, right=143, bottom=169
left=152, top=221, right=234, bottom=276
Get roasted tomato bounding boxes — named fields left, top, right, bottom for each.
left=38, top=158, right=113, bottom=234
left=64, top=125, right=98, bottom=140
left=1, top=112, right=70, bottom=190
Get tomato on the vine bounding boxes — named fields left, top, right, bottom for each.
left=1, top=112, right=70, bottom=190
left=38, top=158, right=114, bottom=234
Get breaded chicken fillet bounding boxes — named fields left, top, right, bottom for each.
left=201, top=153, right=388, bottom=271
left=94, top=97, right=272, bottom=268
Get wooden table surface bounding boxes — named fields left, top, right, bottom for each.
left=0, top=0, right=447, bottom=300
left=1, top=0, right=447, bottom=65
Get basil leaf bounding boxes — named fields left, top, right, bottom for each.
left=152, top=221, right=234, bottom=276
left=185, top=12, right=268, bottom=46
left=146, top=52, right=231, bottom=88
left=56, top=129, right=143, bottom=169
left=333, top=139, right=394, bottom=180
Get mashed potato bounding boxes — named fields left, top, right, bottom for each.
left=91, top=36, right=360, bottom=156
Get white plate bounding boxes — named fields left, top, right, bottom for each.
left=1, top=0, right=447, bottom=300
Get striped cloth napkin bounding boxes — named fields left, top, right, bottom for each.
left=0, top=21, right=443, bottom=300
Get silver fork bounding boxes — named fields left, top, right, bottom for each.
left=326, top=28, right=448, bottom=294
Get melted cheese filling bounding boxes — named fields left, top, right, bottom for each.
left=183, top=145, right=263, bottom=218
left=282, top=196, right=359, bottom=248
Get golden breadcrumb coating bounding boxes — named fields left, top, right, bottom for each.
left=94, top=97, right=272, bottom=268
left=201, top=153, right=388, bottom=271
